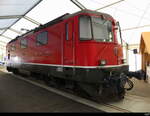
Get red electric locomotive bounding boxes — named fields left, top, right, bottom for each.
left=6, top=10, right=133, bottom=100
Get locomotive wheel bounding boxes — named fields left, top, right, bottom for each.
left=117, top=89, right=125, bottom=100
left=43, top=75, right=59, bottom=88
left=72, top=82, right=90, bottom=99
left=12, top=68, right=19, bottom=75
left=6, top=67, right=12, bottom=72
left=52, top=77, right=63, bottom=89
left=30, top=72, right=43, bottom=80
left=44, top=76, right=52, bottom=86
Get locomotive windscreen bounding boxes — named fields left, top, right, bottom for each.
left=79, top=15, right=113, bottom=42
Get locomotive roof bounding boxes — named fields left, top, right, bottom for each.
left=63, top=10, right=113, bottom=19
left=8, top=10, right=113, bottom=44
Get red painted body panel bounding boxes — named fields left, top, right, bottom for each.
left=6, top=11, right=123, bottom=67
left=76, top=42, right=120, bottom=66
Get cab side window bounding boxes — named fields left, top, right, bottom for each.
left=36, top=31, right=48, bottom=46
left=21, top=39, right=27, bottom=48
left=11, top=44, right=16, bottom=51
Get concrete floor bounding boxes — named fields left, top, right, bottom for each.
left=0, top=66, right=150, bottom=112
left=127, top=78, right=150, bottom=98
left=0, top=69, right=102, bottom=112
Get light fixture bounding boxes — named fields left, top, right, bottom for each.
left=100, top=59, right=106, bottom=66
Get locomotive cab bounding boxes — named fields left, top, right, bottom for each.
left=77, top=12, right=124, bottom=67
left=73, top=11, right=131, bottom=99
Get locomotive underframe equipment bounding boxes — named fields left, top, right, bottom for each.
left=6, top=63, right=133, bottom=101
left=75, top=64, right=133, bottom=100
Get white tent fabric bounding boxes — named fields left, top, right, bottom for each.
left=0, top=0, right=41, bottom=37
left=0, top=19, right=19, bottom=30
left=0, top=0, right=41, bottom=16
left=0, top=30, right=5, bottom=35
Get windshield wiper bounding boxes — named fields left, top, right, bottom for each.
left=102, top=20, right=108, bottom=25
left=89, top=17, right=94, bottom=40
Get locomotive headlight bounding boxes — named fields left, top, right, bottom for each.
left=121, top=59, right=127, bottom=64
left=100, top=60, right=106, bottom=66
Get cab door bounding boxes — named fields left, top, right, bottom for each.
left=63, top=20, right=74, bottom=65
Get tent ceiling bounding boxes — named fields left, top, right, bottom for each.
left=0, top=18, right=19, bottom=30
left=0, top=0, right=150, bottom=46
left=0, top=30, right=5, bottom=35
left=0, top=0, right=41, bottom=36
